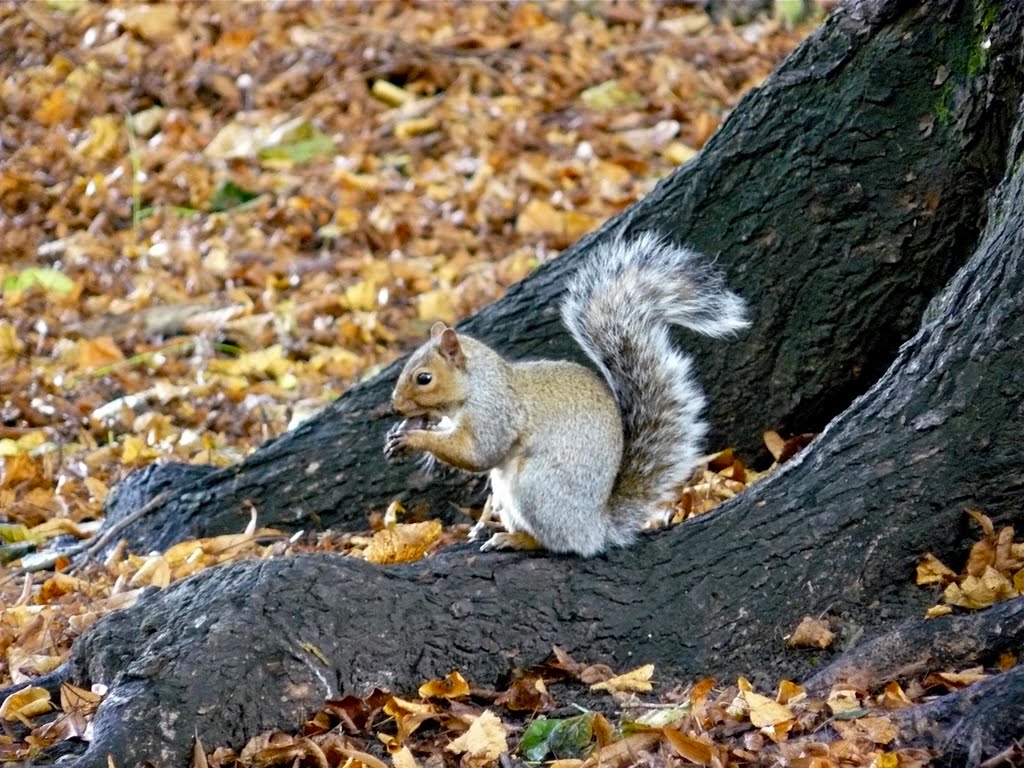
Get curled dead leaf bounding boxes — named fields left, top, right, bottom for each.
left=590, top=663, right=654, bottom=693
left=786, top=616, right=835, bottom=649
left=418, top=671, right=470, bottom=700
left=362, top=520, right=443, bottom=564
left=0, top=686, right=52, bottom=723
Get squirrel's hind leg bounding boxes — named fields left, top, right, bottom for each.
left=479, top=530, right=542, bottom=552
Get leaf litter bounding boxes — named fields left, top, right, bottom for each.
left=2, top=1, right=1005, bottom=766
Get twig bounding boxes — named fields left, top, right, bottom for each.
left=979, top=742, right=1022, bottom=768
left=70, top=489, right=173, bottom=573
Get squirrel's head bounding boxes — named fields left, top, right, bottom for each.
left=392, top=322, right=468, bottom=418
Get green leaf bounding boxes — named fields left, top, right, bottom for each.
left=2, top=267, right=75, bottom=295
left=258, top=120, right=335, bottom=165
left=580, top=79, right=642, bottom=111
left=0, top=523, right=43, bottom=545
left=209, top=180, right=260, bottom=212
left=0, top=541, right=38, bottom=566
left=520, top=713, right=595, bottom=761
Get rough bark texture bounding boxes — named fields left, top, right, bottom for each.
left=30, top=1, right=1024, bottom=766
left=100, top=0, right=1024, bottom=553
left=38, top=104, right=1024, bottom=764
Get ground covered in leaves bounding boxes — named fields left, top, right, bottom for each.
left=6, top=2, right=1015, bottom=767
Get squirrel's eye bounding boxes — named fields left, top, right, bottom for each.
left=416, top=372, right=432, bottom=386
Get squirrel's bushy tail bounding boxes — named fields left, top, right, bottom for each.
left=562, top=232, right=749, bottom=545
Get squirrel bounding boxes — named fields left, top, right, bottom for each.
left=383, top=231, right=749, bottom=556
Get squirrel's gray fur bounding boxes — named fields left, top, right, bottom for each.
left=386, top=232, right=749, bottom=556
left=561, top=231, right=750, bottom=548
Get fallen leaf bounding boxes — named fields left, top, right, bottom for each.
left=663, top=727, right=714, bottom=765
left=418, top=671, right=470, bottom=700
left=445, top=710, right=508, bottom=766
left=590, top=663, right=654, bottom=693
left=741, top=689, right=794, bottom=728
left=916, top=553, right=957, bottom=585
left=0, top=686, right=52, bottom=723
left=833, top=715, right=898, bottom=745
left=362, top=520, right=443, bottom=564
left=786, top=616, right=834, bottom=649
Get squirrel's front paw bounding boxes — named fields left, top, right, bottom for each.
left=383, top=422, right=411, bottom=461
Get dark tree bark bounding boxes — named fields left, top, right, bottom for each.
left=96, top=0, right=1024, bottom=553
left=27, top=1, right=1024, bottom=767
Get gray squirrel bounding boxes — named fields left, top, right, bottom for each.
left=384, top=232, right=749, bottom=556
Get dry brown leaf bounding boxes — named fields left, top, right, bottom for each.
left=786, top=616, right=835, bottom=649
left=833, top=715, right=898, bottom=745
left=916, top=553, right=958, bottom=585
left=362, top=520, right=443, bottom=564
left=762, top=430, right=786, bottom=461
left=418, top=671, right=470, bottom=700
left=582, top=733, right=660, bottom=768
left=926, top=666, right=989, bottom=689
left=662, top=727, right=714, bottom=765
left=877, top=681, right=914, bottom=709
left=776, top=680, right=805, bottom=705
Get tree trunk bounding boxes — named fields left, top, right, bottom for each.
left=98, top=0, right=1023, bottom=554
left=26, top=2, right=1024, bottom=767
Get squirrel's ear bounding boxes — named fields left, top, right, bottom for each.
left=438, top=328, right=465, bottom=365
left=430, top=321, right=448, bottom=340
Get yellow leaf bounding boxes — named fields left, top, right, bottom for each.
left=776, top=680, right=805, bottom=705
left=877, top=681, right=913, bottom=709
left=956, top=566, right=1016, bottom=608
left=34, top=86, right=74, bottom=126
left=445, top=710, right=508, bottom=765
left=741, top=689, right=794, bottom=728
left=385, top=697, right=435, bottom=716
left=418, top=671, right=470, bottom=700
left=362, top=521, right=443, bottom=564
left=416, top=289, right=458, bottom=326
left=129, top=554, right=171, bottom=588
left=395, top=117, right=438, bottom=140
left=77, top=115, right=122, bottom=160
left=120, top=4, right=179, bottom=42
left=0, top=320, right=25, bottom=360
left=826, top=688, right=862, bottom=716
left=0, top=686, right=52, bottom=722
left=590, top=663, right=654, bottom=693
left=663, top=142, right=699, bottom=166
left=345, top=279, right=379, bottom=311
left=916, top=553, right=958, bottom=585
left=372, top=80, right=412, bottom=107
left=871, top=754, right=900, bottom=768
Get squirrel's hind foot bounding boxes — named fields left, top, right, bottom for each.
left=479, top=531, right=542, bottom=552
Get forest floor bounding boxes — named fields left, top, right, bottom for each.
left=3, top=3, right=997, bottom=767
